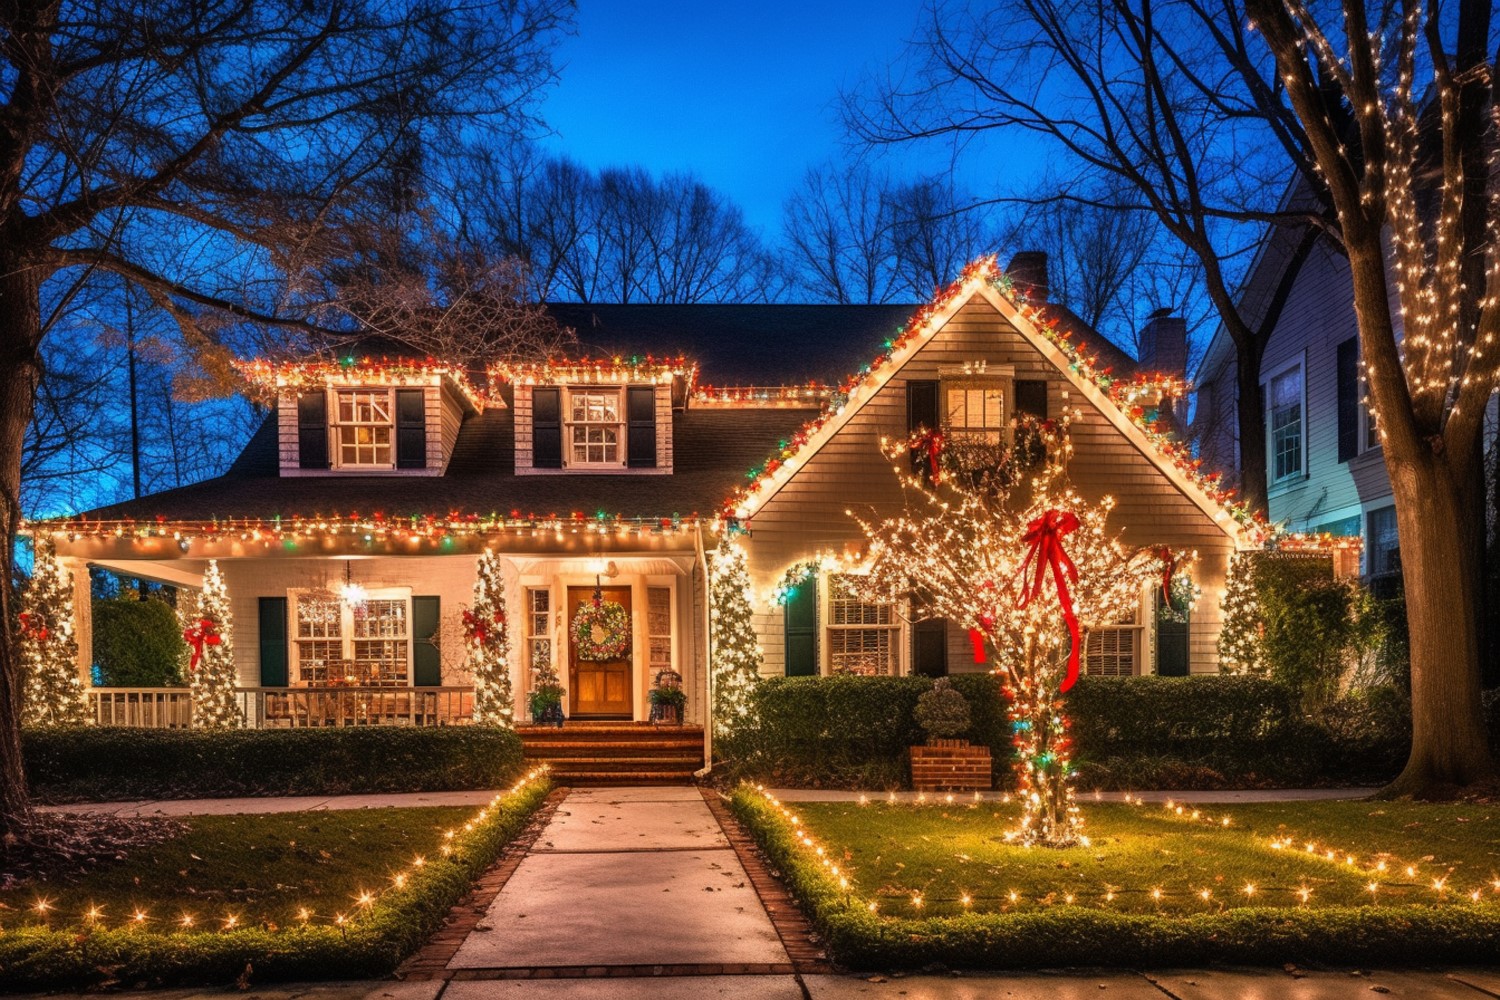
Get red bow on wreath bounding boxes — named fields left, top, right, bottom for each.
left=463, top=609, right=505, bottom=645
left=1015, top=509, right=1082, bottom=693
left=1156, top=546, right=1177, bottom=604
left=18, top=611, right=50, bottom=643
left=182, top=618, right=222, bottom=673
left=912, top=429, right=945, bottom=482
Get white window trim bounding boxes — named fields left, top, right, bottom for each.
left=288, top=586, right=413, bottom=686
left=329, top=387, right=397, bottom=471
left=819, top=572, right=906, bottom=677
left=563, top=387, right=627, bottom=470
left=938, top=366, right=1015, bottom=445
left=1264, top=354, right=1308, bottom=487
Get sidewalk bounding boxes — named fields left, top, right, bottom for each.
left=38, top=789, right=498, bottom=817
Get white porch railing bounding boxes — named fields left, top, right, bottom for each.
left=87, top=686, right=475, bottom=728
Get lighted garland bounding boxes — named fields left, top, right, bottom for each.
left=570, top=599, right=631, bottom=661
left=489, top=354, right=697, bottom=387
left=466, top=549, right=515, bottom=727
left=235, top=356, right=485, bottom=410
left=707, top=533, right=762, bottom=737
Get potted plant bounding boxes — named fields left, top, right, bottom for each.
left=528, top=683, right=565, bottom=727
left=648, top=685, right=686, bottom=725
left=909, top=678, right=992, bottom=792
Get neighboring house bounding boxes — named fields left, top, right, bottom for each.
left=36, top=253, right=1247, bottom=731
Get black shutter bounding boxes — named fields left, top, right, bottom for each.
left=626, top=386, right=657, bottom=468
left=412, top=596, right=441, bottom=686
left=1014, top=379, right=1049, bottom=419
left=906, top=380, right=940, bottom=475
left=532, top=388, right=562, bottom=468
left=783, top=582, right=817, bottom=676
left=396, top=389, right=427, bottom=469
left=258, top=597, right=289, bottom=686
left=296, top=392, right=329, bottom=469
left=912, top=618, right=948, bottom=677
left=1336, top=338, right=1358, bottom=463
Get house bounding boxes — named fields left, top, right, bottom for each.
left=34, top=254, right=1257, bottom=735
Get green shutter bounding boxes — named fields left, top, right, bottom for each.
left=258, top=597, right=289, bottom=687
left=784, top=583, right=817, bottom=676
left=412, top=595, right=442, bottom=686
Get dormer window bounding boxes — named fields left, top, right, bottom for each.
left=334, top=390, right=395, bottom=467
left=944, top=383, right=1007, bottom=444
left=568, top=389, right=623, bottom=466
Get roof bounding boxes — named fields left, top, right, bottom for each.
left=79, top=406, right=809, bottom=523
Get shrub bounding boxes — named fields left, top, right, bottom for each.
left=24, top=726, right=526, bottom=803
left=914, top=678, right=970, bottom=739
left=92, top=596, right=185, bottom=687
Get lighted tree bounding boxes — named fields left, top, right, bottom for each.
left=186, top=560, right=244, bottom=730
left=1217, top=553, right=1264, bottom=675
left=853, top=417, right=1167, bottom=846
left=709, top=532, right=762, bottom=738
left=19, top=538, right=89, bottom=726
left=466, top=549, right=515, bottom=727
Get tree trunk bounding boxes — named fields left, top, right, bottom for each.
left=0, top=262, right=43, bottom=838
left=1232, top=338, right=1268, bottom=513
left=1380, top=449, right=1495, bottom=796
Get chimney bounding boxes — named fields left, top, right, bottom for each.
left=1006, top=250, right=1049, bottom=303
left=1137, top=307, right=1187, bottom=378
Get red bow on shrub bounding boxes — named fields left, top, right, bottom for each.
left=1156, top=546, right=1177, bottom=603
left=967, top=612, right=995, bottom=664
left=1016, top=509, right=1082, bottom=692
left=182, top=618, right=221, bottom=672
left=912, top=428, right=945, bottom=482
left=463, top=609, right=504, bottom=646
left=18, top=611, right=50, bottom=643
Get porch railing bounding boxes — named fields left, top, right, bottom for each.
left=87, top=686, right=475, bottom=729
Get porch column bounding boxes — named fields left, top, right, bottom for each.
left=59, top=556, right=92, bottom=688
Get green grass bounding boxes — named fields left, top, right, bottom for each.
left=731, top=786, right=1500, bottom=968
left=0, top=807, right=475, bottom=932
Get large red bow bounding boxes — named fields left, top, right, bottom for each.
left=1156, top=546, right=1177, bottom=604
left=913, top=429, right=945, bottom=482
left=1016, top=509, right=1082, bottom=692
left=182, top=618, right=221, bottom=673
left=463, top=609, right=505, bottom=646
left=18, top=611, right=50, bottom=644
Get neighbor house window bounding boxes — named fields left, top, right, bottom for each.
left=943, top=381, right=1007, bottom=444
left=1268, top=363, right=1304, bottom=483
left=333, top=390, right=394, bottom=468
left=567, top=390, right=623, bottom=466
left=525, top=588, right=553, bottom=680
left=292, top=590, right=410, bottom=685
left=826, top=574, right=900, bottom=675
left=647, top=586, right=673, bottom=678
left=1367, top=506, right=1400, bottom=578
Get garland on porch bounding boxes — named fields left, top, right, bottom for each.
left=20, top=537, right=90, bottom=726
left=570, top=598, right=631, bottom=661
left=466, top=549, right=514, bottom=727
left=189, top=559, right=245, bottom=729
left=708, top=533, right=761, bottom=737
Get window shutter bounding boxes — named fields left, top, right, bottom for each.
left=783, top=582, right=817, bottom=676
left=905, top=380, right=939, bottom=475
left=912, top=618, right=948, bottom=677
left=626, top=386, right=657, bottom=468
left=532, top=388, right=562, bottom=468
left=1014, top=379, right=1049, bottom=419
left=396, top=389, right=427, bottom=469
left=296, top=392, right=329, bottom=469
left=257, top=597, right=289, bottom=687
left=1336, top=338, right=1358, bottom=463
left=412, top=596, right=442, bottom=686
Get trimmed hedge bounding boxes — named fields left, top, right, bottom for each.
left=92, top=597, right=185, bottom=687
left=25, top=726, right=526, bottom=803
left=728, top=786, right=1500, bottom=969
left=0, top=779, right=550, bottom=991
left=717, top=675, right=1415, bottom=790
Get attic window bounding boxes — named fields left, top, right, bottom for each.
left=334, top=390, right=394, bottom=467
left=942, top=379, right=1008, bottom=445
left=567, top=390, right=623, bottom=466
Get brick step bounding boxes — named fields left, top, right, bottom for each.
left=556, top=770, right=699, bottom=786
left=543, top=756, right=703, bottom=771
left=524, top=740, right=702, bottom=754
left=518, top=725, right=703, bottom=738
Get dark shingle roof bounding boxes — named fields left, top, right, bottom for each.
left=81, top=407, right=808, bottom=523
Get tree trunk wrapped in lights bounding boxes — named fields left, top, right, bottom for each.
left=852, top=415, right=1170, bottom=846
left=466, top=549, right=515, bottom=727
left=19, top=538, right=90, bottom=726
left=708, top=531, right=762, bottom=738
left=187, top=560, right=245, bottom=729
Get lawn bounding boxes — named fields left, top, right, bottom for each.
left=0, top=806, right=476, bottom=933
left=731, top=785, right=1500, bottom=968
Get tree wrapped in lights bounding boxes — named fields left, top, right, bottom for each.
left=187, top=560, right=244, bottom=729
left=466, top=549, right=515, bottom=727
left=1217, top=553, right=1264, bottom=675
left=852, top=416, right=1169, bottom=846
left=708, top=531, right=762, bottom=738
left=19, top=538, right=90, bottom=725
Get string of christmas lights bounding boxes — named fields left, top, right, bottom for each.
left=236, top=357, right=486, bottom=411
left=19, top=537, right=90, bottom=725
left=707, top=534, right=762, bottom=738
left=488, top=355, right=697, bottom=386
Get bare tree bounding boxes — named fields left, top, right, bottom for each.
left=1248, top=0, right=1497, bottom=794
left=782, top=163, right=903, bottom=303
left=0, top=0, right=572, bottom=838
left=885, top=176, right=999, bottom=299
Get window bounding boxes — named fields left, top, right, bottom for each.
left=1084, top=625, right=1140, bottom=677
left=292, top=590, right=410, bottom=685
left=333, top=390, right=394, bottom=468
left=826, top=574, right=900, bottom=675
left=647, top=586, right=673, bottom=679
left=1268, top=363, right=1304, bottom=482
left=525, top=588, right=553, bottom=680
left=1367, top=506, right=1400, bottom=579
left=943, top=383, right=1006, bottom=444
left=567, top=390, right=622, bottom=466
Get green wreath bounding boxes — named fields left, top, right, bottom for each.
left=571, top=599, right=632, bottom=661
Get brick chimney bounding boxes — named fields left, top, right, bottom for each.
left=1137, top=307, right=1187, bottom=378
left=1006, top=251, right=1049, bottom=303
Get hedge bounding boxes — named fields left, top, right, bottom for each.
left=92, top=597, right=185, bottom=687
left=24, top=726, right=527, bottom=803
left=717, top=675, right=1420, bottom=790
left=727, top=786, right=1500, bottom=969
left=0, top=778, right=549, bottom=991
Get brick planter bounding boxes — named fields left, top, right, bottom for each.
left=910, top=738, right=993, bottom=792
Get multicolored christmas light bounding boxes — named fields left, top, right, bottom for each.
left=488, top=354, right=697, bottom=387
left=235, top=357, right=485, bottom=410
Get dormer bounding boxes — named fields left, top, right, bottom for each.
left=491, top=357, right=695, bottom=475
left=238, top=357, right=482, bottom=476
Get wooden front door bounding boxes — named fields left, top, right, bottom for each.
left=568, top=586, right=633, bottom=717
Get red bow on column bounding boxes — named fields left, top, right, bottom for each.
left=182, top=618, right=222, bottom=673
left=1016, top=509, right=1082, bottom=692
left=18, top=611, right=50, bottom=643
left=913, top=429, right=946, bottom=483
left=463, top=609, right=504, bottom=646
left=1156, top=546, right=1177, bottom=604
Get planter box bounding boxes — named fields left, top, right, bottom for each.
left=910, top=738, right=993, bottom=792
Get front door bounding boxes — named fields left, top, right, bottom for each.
left=568, top=586, right=633, bottom=717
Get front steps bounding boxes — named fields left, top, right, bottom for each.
left=518, top=721, right=705, bottom=786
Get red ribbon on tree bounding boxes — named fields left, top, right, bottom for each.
left=1156, top=546, right=1177, bottom=603
left=182, top=618, right=222, bottom=673
left=1015, top=509, right=1082, bottom=692
left=912, top=429, right=946, bottom=482
left=18, top=611, right=50, bottom=643
left=463, top=609, right=504, bottom=646
left=967, top=613, right=995, bottom=664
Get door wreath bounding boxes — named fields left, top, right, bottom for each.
left=571, top=599, right=631, bottom=660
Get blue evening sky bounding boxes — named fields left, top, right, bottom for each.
left=533, top=1, right=1034, bottom=239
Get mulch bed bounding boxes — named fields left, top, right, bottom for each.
left=0, top=810, right=186, bottom=890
